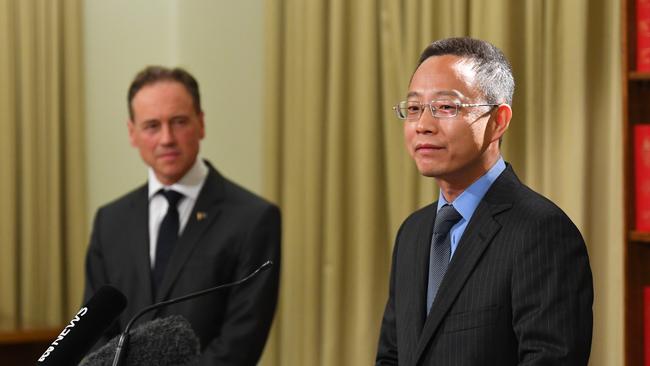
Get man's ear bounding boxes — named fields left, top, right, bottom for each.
left=491, top=104, right=512, bottom=143
left=198, top=112, right=206, bottom=139
left=127, top=119, right=137, bottom=147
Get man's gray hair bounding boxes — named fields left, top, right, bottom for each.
left=417, top=37, right=514, bottom=105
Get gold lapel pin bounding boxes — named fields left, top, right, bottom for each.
left=196, top=212, right=207, bottom=221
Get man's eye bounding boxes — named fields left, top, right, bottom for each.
left=437, top=103, right=455, bottom=110
left=142, top=122, right=159, bottom=130
left=407, top=106, right=421, bottom=113
left=171, top=117, right=189, bottom=126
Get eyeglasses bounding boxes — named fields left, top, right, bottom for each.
left=392, top=100, right=499, bottom=121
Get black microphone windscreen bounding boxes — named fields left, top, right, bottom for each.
left=37, top=285, right=127, bottom=365
left=79, top=315, right=200, bottom=366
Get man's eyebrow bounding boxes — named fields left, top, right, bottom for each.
left=138, top=118, right=160, bottom=124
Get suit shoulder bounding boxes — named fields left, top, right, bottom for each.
left=398, top=202, right=436, bottom=232
left=512, top=184, right=574, bottom=221
left=95, top=184, right=147, bottom=215
left=218, top=176, right=279, bottom=212
left=493, top=166, right=575, bottom=223
left=499, top=182, right=584, bottom=246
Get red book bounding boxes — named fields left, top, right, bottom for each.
left=645, top=287, right=650, bottom=365
left=638, top=0, right=650, bottom=71
left=636, top=125, right=650, bottom=231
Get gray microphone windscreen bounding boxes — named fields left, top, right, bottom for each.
left=79, top=315, right=200, bottom=366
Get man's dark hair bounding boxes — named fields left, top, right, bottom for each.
left=127, top=66, right=202, bottom=120
left=417, top=37, right=514, bottom=105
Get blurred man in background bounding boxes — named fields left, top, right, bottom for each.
left=84, top=66, right=281, bottom=365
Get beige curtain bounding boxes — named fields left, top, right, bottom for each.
left=0, top=0, right=86, bottom=329
left=263, top=0, right=623, bottom=365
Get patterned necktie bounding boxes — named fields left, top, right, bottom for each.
left=427, top=204, right=462, bottom=314
left=152, top=190, right=184, bottom=294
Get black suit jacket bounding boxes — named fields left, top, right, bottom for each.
left=376, top=165, right=593, bottom=365
left=84, top=162, right=281, bottom=365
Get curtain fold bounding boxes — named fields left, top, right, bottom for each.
left=0, top=0, right=19, bottom=330
left=0, top=0, right=86, bottom=329
left=264, top=0, right=621, bottom=365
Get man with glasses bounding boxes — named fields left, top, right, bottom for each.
left=376, top=37, right=593, bottom=365
left=83, top=66, right=281, bottom=365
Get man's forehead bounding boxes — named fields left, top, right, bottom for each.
left=408, top=57, right=477, bottom=97
left=406, top=89, right=467, bottom=100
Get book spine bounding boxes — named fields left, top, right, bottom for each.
left=638, top=0, right=650, bottom=71
left=636, top=125, right=650, bottom=231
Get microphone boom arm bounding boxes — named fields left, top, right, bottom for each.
left=111, top=260, right=273, bottom=366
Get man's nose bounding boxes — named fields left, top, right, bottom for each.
left=415, top=107, right=438, bottom=134
left=160, top=123, right=176, bottom=143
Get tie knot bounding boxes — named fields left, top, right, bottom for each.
left=433, top=204, right=462, bottom=234
left=160, top=189, right=184, bottom=207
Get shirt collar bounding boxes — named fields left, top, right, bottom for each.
left=148, top=158, right=208, bottom=201
left=437, top=157, right=506, bottom=221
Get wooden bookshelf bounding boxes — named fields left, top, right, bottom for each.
left=0, top=328, right=59, bottom=365
left=629, top=71, right=650, bottom=80
left=624, top=0, right=650, bottom=364
left=630, top=231, right=650, bottom=242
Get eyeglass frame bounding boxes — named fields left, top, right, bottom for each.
left=392, top=99, right=500, bottom=121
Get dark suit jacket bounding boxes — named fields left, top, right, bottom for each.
left=376, top=165, right=593, bottom=366
left=84, top=162, right=281, bottom=365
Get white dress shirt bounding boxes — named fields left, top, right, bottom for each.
left=147, top=158, right=208, bottom=267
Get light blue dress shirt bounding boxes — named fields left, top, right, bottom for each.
left=437, top=157, right=506, bottom=259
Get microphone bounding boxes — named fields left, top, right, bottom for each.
left=79, top=315, right=200, bottom=366
left=112, top=260, right=273, bottom=366
left=37, top=285, right=128, bottom=365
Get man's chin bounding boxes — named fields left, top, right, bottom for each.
left=415, top=163, right=443, bottom=178
left=154, top=167, right=186, bottom=185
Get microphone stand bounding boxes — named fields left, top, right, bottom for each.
left=111, top=261, right=273, bottom=366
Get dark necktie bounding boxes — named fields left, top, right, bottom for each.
left=427, top=204, right=462, bottom=314
left=152, top=190, right=184, bottom=294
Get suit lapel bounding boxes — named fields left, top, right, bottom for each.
left=129, top=186, right=156, bottom=321
left=409, top=204, right=437, bottom=339
left=413, top=166, right=518, bottom=364
left=154, top=164, right=225, bottom=304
